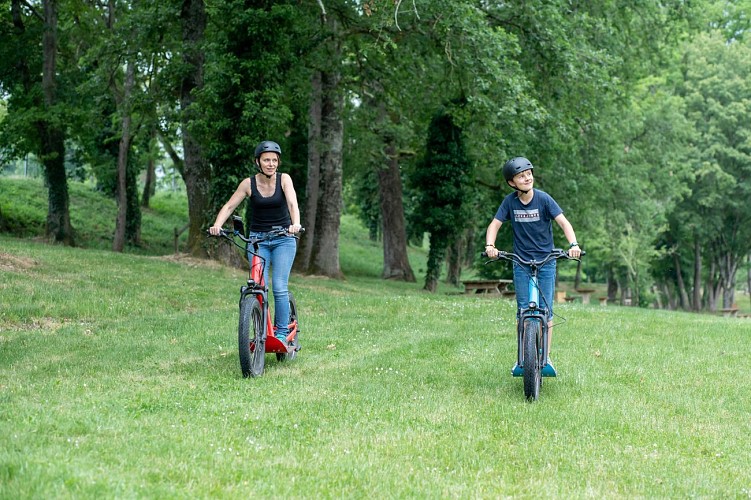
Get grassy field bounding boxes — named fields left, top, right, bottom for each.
left=2, top=180, right=751, bottom=498
left=0, top=177, right=189, bottom=254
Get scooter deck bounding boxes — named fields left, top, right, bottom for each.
left=263, top=335, right=299, bottom=354
left=511, top=362, right=557, bottom=377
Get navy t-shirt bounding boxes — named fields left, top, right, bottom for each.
left=494, top=189, right=563, bottom=261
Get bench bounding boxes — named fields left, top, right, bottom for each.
left=462, top=279, right=513, bottom=295
left=721, top=308, right=739, bottom=318
left=575, top=288, right=596, bottom=305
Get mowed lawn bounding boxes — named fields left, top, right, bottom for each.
left=1, top=235, right=750, bottom=498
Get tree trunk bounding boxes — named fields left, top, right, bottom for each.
left=142, top=128, right=157, bottom=208
left=308, top=23, right=344, bottom=279
left=606, top=266, right=618, bottom=302
left=113, top=61, right=136, bottom=252
left=39, top=0, right=74, bottom=246
left=692, top=236, right=702, bottom=311
left=180, top=0, right=210, bottom=258
left=378, top=141, right=415, bottom=282
left=296, top=70, right=322, bottom=272
left=652, top=285, right=663, bottom=309
left=673, top=252, right=690, bottom=310
left=706, top=259, right=718, bottom=312
left=718, top=251, right=738, bottom=309
left=445, top=236, right=463, bottom=286
left=424, top=234, right=446, bottom=292
left=574, top=260, right=582, bottom=290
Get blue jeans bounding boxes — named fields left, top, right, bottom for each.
left=513, top=260, right=556, bottom=318
left=248, top=232, right=297, bottom=338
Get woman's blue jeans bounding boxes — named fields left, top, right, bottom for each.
left=513, top=260, right=556, bottom=318
left=248, top=232, right=297, bottom=339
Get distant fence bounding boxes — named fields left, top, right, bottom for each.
left=174, top=224, right=189, bottom=254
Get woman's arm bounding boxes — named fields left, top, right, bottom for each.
left=208, top=179, right=251, bottom=235
left=281, top=173, right=302, bottom=233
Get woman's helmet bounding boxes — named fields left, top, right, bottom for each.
left=254, top=141, right=282, bottom=159
left=502, top=156, right=534, bottom=182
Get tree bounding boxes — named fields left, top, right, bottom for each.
left=307, top=17, right=345, bottom=278
left=410, top=110, right=471, bottom=292
left=179, top=0, right=210, bottom=258
left=1, top=0, right=75, bottom=245
left=672, top=32, right=751, bottom=309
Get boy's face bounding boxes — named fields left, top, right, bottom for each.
left=508, top=169, right=534, bottom=191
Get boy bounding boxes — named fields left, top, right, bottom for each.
left=484, top=157, right=581, bottom=374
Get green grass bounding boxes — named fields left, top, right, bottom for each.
left=2, top=177, right=751, bottom=497
left=2, top=232, right=751, bottom=497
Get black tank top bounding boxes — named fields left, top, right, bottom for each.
left=249, top=174, right=291, bottom=232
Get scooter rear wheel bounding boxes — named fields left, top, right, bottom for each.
left=276, top=292, right=299, bottom=362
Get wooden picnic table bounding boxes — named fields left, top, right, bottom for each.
left=576, top=288, right=596, bottom=304
left=462, top=279, right=513, bottom=295
left=721, top=307, right=739, bottom=318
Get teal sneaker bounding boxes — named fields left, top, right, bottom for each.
left=511, top=363, right=523, bottom=377
left=542, top=358, right=557, bottom=377
left=275, top=333, right=288, bottom=346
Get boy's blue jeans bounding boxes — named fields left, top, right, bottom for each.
left=513, top=260, right=556, bottom=318
left=248, top=232, right=297, bottom=339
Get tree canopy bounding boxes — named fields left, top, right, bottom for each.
left=2, top=0, right=750, bottom=309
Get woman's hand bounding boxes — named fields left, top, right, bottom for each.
left=288, top=224, right=302, bottom=234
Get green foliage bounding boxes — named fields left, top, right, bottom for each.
left=200, top=1, right=314, bottom=211
left=409, top=110, right=472, bottom=288
left=665, top=31, right=751, bottom=305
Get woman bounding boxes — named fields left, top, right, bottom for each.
left=209, top=140, right=302, bottom=345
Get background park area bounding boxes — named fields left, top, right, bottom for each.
left=2, top=181, right=750, bottom=498
left=3, top=1, right=751, bottom=496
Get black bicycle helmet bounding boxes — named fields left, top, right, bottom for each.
left=254, top=141, right=282, bottom=159
left=502, top=156, right=534, bottom=183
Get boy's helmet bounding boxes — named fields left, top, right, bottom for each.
left=254, top=141, right=282, bottom=159
left=502, top=157, right=533, bottom=182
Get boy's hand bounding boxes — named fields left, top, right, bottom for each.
left=485, top=245, right=499, bottom=258
left=568, top=244, right=581, bottom=258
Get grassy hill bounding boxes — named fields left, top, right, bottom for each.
left=2, top=177, right=751, bottom=497
left=0, top=177, right=190, bottom=255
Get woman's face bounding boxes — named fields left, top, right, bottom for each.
left=257, top=152, right=279, bottom=176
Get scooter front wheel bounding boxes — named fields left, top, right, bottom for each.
left=239, top=295, right=265, bottom=378
left=522, top=319, right=542, bottom=400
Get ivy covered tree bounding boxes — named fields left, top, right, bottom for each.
left=409, top=109, right=472, bottom=292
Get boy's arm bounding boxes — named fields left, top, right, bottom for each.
left=554, top=214, right=581, bottom=258
left=484, top=218, right=503, bottom=258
